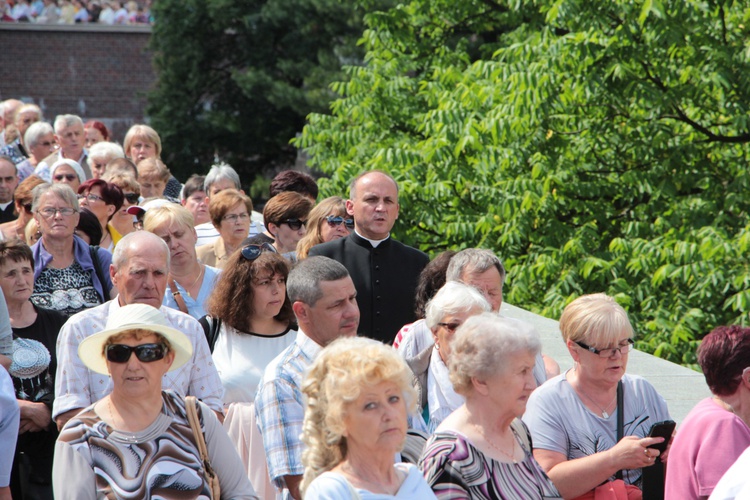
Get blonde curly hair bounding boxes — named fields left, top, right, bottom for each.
left=300, top=337, right=417, bottom=494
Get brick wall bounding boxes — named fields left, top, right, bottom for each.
left=0, top=23, right=155, bottom=142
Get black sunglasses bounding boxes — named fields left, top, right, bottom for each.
left=124, top=193, right=140, bottom=204
left=22, top=203, right=32, bottom=213
left=106, top=343, right=167, bottom=363
left=54, top=174, right=77, bottom=182
left=325, top=216, right=354, bottom=229
left=281, top=218, right=306, bottom=231
left=241, top=242, right=277, bottom=261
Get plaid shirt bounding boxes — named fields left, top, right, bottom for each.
left=254, top=330, right=321, bottom=497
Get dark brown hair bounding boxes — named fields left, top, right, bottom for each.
left=0, top=239, right=33, bottom=270
left=206, top=250, right=294, bottom=332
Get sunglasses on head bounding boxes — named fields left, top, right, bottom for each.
left=105, top=343, right=167, bottom=363
left=281, top=218, right=306, bottom=231
left=124, top=193, right=140, bottom=204
left=241, top=242, right=277, bottom=261
left=54, top=174, right=77, bottom=182
left=325, top=215, right=354, bottom=229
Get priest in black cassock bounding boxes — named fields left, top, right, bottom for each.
left=309, top=170, right=429, bottom=344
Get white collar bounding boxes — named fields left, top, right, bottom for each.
left=354, top=229, right=390, bottom=248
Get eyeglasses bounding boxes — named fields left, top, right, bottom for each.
left=241, top=242, right=277, bottom=261
left=222, top=212, right=250, bottom=223
left=123, top=193, right=140, bottom=204
left=78, top=193, right=104, bottom=203
left=325, top=216, right=354, bottom=229
left=281, top=218, right=306, bottom=231
left=38, top=207, right=78, bottom=218
left=53, top=174, right=77, bottom=182
left=575, top=338, right=634, bottom=358
left=105, top=343, right=167, bottom=363
left=437, top=322, right=462, bottom=333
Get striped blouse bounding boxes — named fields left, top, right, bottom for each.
left=419, top=428, right=561, bottom=500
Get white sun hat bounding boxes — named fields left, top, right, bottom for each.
left=78, top=303, right=193, bottom=375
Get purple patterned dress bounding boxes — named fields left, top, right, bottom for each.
left=419, top=423, right=562, bottom=499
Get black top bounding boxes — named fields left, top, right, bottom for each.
left=0, top=201, right=15, bottom=224
left=308, top=232, right=429, bottom=343
left=12, top=305, right=67, bottom=471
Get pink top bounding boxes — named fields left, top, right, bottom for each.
left=665, top=397, right=750, bottom=499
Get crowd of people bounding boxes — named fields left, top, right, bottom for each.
left=0, top=97, right=747, bottom=500
left=0, top=0, right=151, bottom=24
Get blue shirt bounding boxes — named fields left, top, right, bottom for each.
left=163, top=265, right=221, bottom=320
left=254, top=330, right=321, bottom=496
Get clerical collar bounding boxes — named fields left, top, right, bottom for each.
left=354, top=229, right=390, bottom=248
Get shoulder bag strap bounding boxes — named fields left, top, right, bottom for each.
left=615, top=380, right=624, bottom=481
left=88, top=245, right=107, bottom=303
left=168, top=275, right=189, bottom=314
left=185, top=396, right=221, bottom=500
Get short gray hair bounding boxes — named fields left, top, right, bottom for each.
left=15, top=104, right=42, bottom=124
left=449, top=313, right=541, bottom=395
left=204, top=162, right=241, bottom=194
left=446, top=248, right=506, bottom=284
left=112, top=230, right=170, bottom=270
left=53, top=114, right=84, bottom=134
left=24, top=121, right=54, bottom=149
left=89, top=141, right=124, bottom=162
left=287, top=256, right=349, bottom=306
left=424, top=281, right=491, bottom=329
left=31, top=183, right=78, bottom=213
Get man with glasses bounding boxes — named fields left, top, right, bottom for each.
left=52, top=230, right=224, bottom=430
left=309, top=170, right=429, bottom=343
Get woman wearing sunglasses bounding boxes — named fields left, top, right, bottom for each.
left=200, top=243, right=296, bottom=499
left=261, top=191, right=313, bottom=257
left=49, top=159, right=85, bottom=192
left=105, top=172, right=141, bottom=239
left=52, top=303, right=256, bottom=499
left=296, top=196, right=353, bottom=260
left=77, top=179, right=124, bottom=252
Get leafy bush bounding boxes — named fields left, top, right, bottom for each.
left=296, top=0, right=750, bottom=367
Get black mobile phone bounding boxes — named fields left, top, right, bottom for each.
left=647, top=419, right=676, bottom=454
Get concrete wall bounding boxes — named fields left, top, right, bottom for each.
left=0, top=23, right=155, bottom=142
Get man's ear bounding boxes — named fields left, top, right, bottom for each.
left=292, top=301, right=307, bottom=322
left=345, top=199, right=355, bottom=217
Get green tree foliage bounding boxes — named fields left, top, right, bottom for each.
left=147, top=0, right=375, bottom=182
left=296, top=0, right=750, bottom=366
